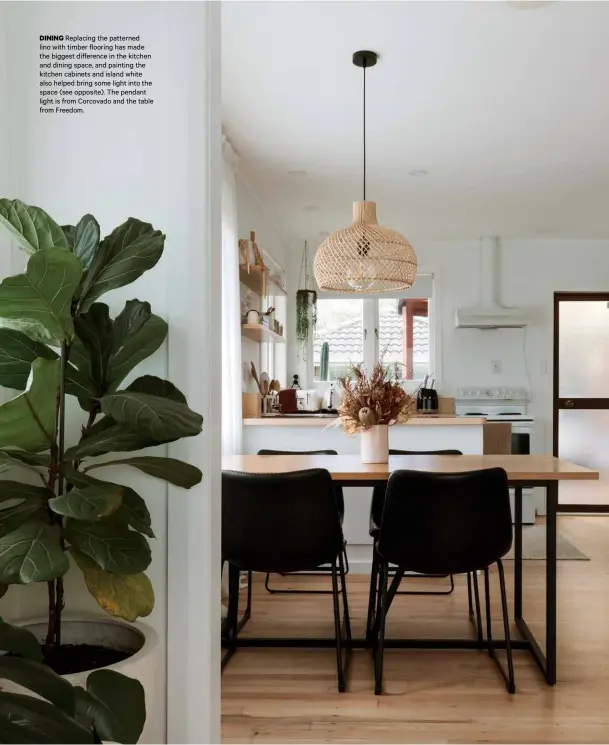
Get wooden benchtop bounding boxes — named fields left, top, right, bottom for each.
left=243, top=416, right=486, bottom=427
left=222, top=454, right=599, bottom=482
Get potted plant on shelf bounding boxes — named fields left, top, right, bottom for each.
left=336, top=362, right=414, bottom=463
left=0, top=615, right=146, bottom=743
left=0, top=199, right=203, bottom=740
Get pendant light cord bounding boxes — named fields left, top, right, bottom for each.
left=362, top=59, right=367, bottom=201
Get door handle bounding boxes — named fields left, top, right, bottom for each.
left=565, top=399, right=575, bottom=408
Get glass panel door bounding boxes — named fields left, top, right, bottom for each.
left=554, top=293, right=609, bottom=507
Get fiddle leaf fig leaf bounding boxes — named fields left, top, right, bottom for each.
left=0, top=358, right=60, bottom=451
left=73, top=214, right=100, bottom=272
left=79, top=218, right=165, bottom=312
left=74, top=303, right=114, bottom=391
left=49, top=485, right=123, bottom=521
left=107, top=301, right=167, bottom=391
left=99, top=392, right=202, bottom=442
left=0, top=616, right=43, bottom=661
left=64, top=422, right=155, bottom=460
left=0, top=450, right=51, bottom=471
left=124, top=375, right=186, bottom=403
left=65, top=468, right=154, bottom=538
left=64, top=519, right=151, bottom=574
left=86, top=456, right=202, bottom=488
left=0, top=521, right=68, bottom=584
left=0, top=199, right=69, bottom=254
left=0, top=249, right=83, bottom=343
left=70, top=548, right=154, bottom=623
left=0, top=692, right=93, bottom=744
left=0, top=328, right=57, bottom=390
left=84, top=669, right=146, bottom=743
left=62, top=224, right=76, bottom=249
left=0, top=657, right=75, bottom=715
left=0, top=499, right=45, bottom=538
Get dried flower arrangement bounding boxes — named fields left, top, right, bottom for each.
left=336, top=362, right=415, bottom=435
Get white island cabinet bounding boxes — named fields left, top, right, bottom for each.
left=242, top=416, right=485, bottom=572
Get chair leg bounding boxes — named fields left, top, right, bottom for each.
left=221, top=564, right=240, bottom=672
left=497, top=559, right=516, bottom=694
left=467, top=572, right=474, bottom=622
left=338, top=550, right=352, bottom=644
left=365, top=548, right=380, bottom=642
left=483, top=567, right=494, bottom=656
left=373, top=560, right=389, bottom=696
left=331, top=561, right=347, bottom=693
left=472, top=571, right=484, bottom=647
left=483, top=564, right=516, bottom=694
left=395, top=571, right=455, bottom=596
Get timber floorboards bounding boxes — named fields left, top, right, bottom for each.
left=222, top=516, right=609, bottom=743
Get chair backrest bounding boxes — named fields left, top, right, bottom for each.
left=389, top=449, right=463, bottom=455
left=257, top=449, right=339, bottom=456
left=257, top=449, right=344, bottom=516
left=377, top=468, right=512, bottom=574
left=370, top=450, right=463, bottom=527
left=222, top=469, right=344, bottom=573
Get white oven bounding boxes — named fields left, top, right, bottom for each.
left=456, top=388, right=536, bottom=524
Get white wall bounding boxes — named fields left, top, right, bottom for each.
left=1, top=3, right=221, bottom=742
left=284, top=237, right=609, bottom=455
left=236, top=172, right=288, bottom=391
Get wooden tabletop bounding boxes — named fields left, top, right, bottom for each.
left=222, top=454, right=599, bottom=482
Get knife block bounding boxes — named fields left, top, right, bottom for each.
left=242, top=392, right=261, bottom=418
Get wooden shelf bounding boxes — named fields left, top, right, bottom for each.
left=239, top=264, right=286, bottom=297
left=241, top=324, right=285, bottom=344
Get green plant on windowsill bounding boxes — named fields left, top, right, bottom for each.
left=0, top=198, right=203, bottom=671
left=0, top=616, right=146, bottom=743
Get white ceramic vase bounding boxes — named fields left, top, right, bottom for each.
left=1, top=616, right=162, bottom=744
left=360, top=424, right=389, bottom=463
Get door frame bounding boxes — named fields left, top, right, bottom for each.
left=553, top=291, right=609, bottom=513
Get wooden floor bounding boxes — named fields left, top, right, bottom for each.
left=222, top=516, right=609, bottom=743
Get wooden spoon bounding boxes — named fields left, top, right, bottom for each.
left=250, top=362, right=263, bottom=393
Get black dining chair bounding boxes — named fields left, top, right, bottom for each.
left=367, top=468, right=515, bottom=695
left=222, top=469, right=351, bottom=691
left=369, top=450, right=466, bottom=596
left=257, top=449, right=348, bottom=595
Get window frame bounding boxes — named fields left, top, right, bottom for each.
left=310, top=271, right=440, bottom=389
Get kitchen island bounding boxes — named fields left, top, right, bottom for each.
left=241, top=415, right=485, bottom=571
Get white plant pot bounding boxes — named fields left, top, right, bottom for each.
left=1, top=616, right=162, bottom=744
left=360, top=424, right=389, bottom=463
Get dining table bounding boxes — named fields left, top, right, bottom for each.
left=221, top=453, right=599, bottom=685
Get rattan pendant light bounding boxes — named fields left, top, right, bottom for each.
left=314, top=50, right=417, bottom=293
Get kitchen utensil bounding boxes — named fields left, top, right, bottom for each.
left=260, top=372, right=270, bottom=395
left=250, top=362, right=263, bottom=393
left=270, top=379, right=281, bottom=393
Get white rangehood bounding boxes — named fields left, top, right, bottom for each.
left=455, top=236, right=528, bottom=329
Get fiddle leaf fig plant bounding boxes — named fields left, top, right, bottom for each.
left=0, top=199, right=203, bottom=654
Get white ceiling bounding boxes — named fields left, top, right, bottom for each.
left=222, top=1, right=609, bottom=244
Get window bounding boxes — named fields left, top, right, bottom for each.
left=312, top=276, right=433, bottom=383
left=313, top=299, right=364, bottom=380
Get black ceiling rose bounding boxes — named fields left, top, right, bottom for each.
left=352, top=50, right=378, bottom=69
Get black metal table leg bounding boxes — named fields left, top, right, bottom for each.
left=514, top=486, right=523, bottom=620
left=546, top=480, right=558, bottom=684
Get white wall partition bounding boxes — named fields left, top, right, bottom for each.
left=0, top=2, right=221, bottom=742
